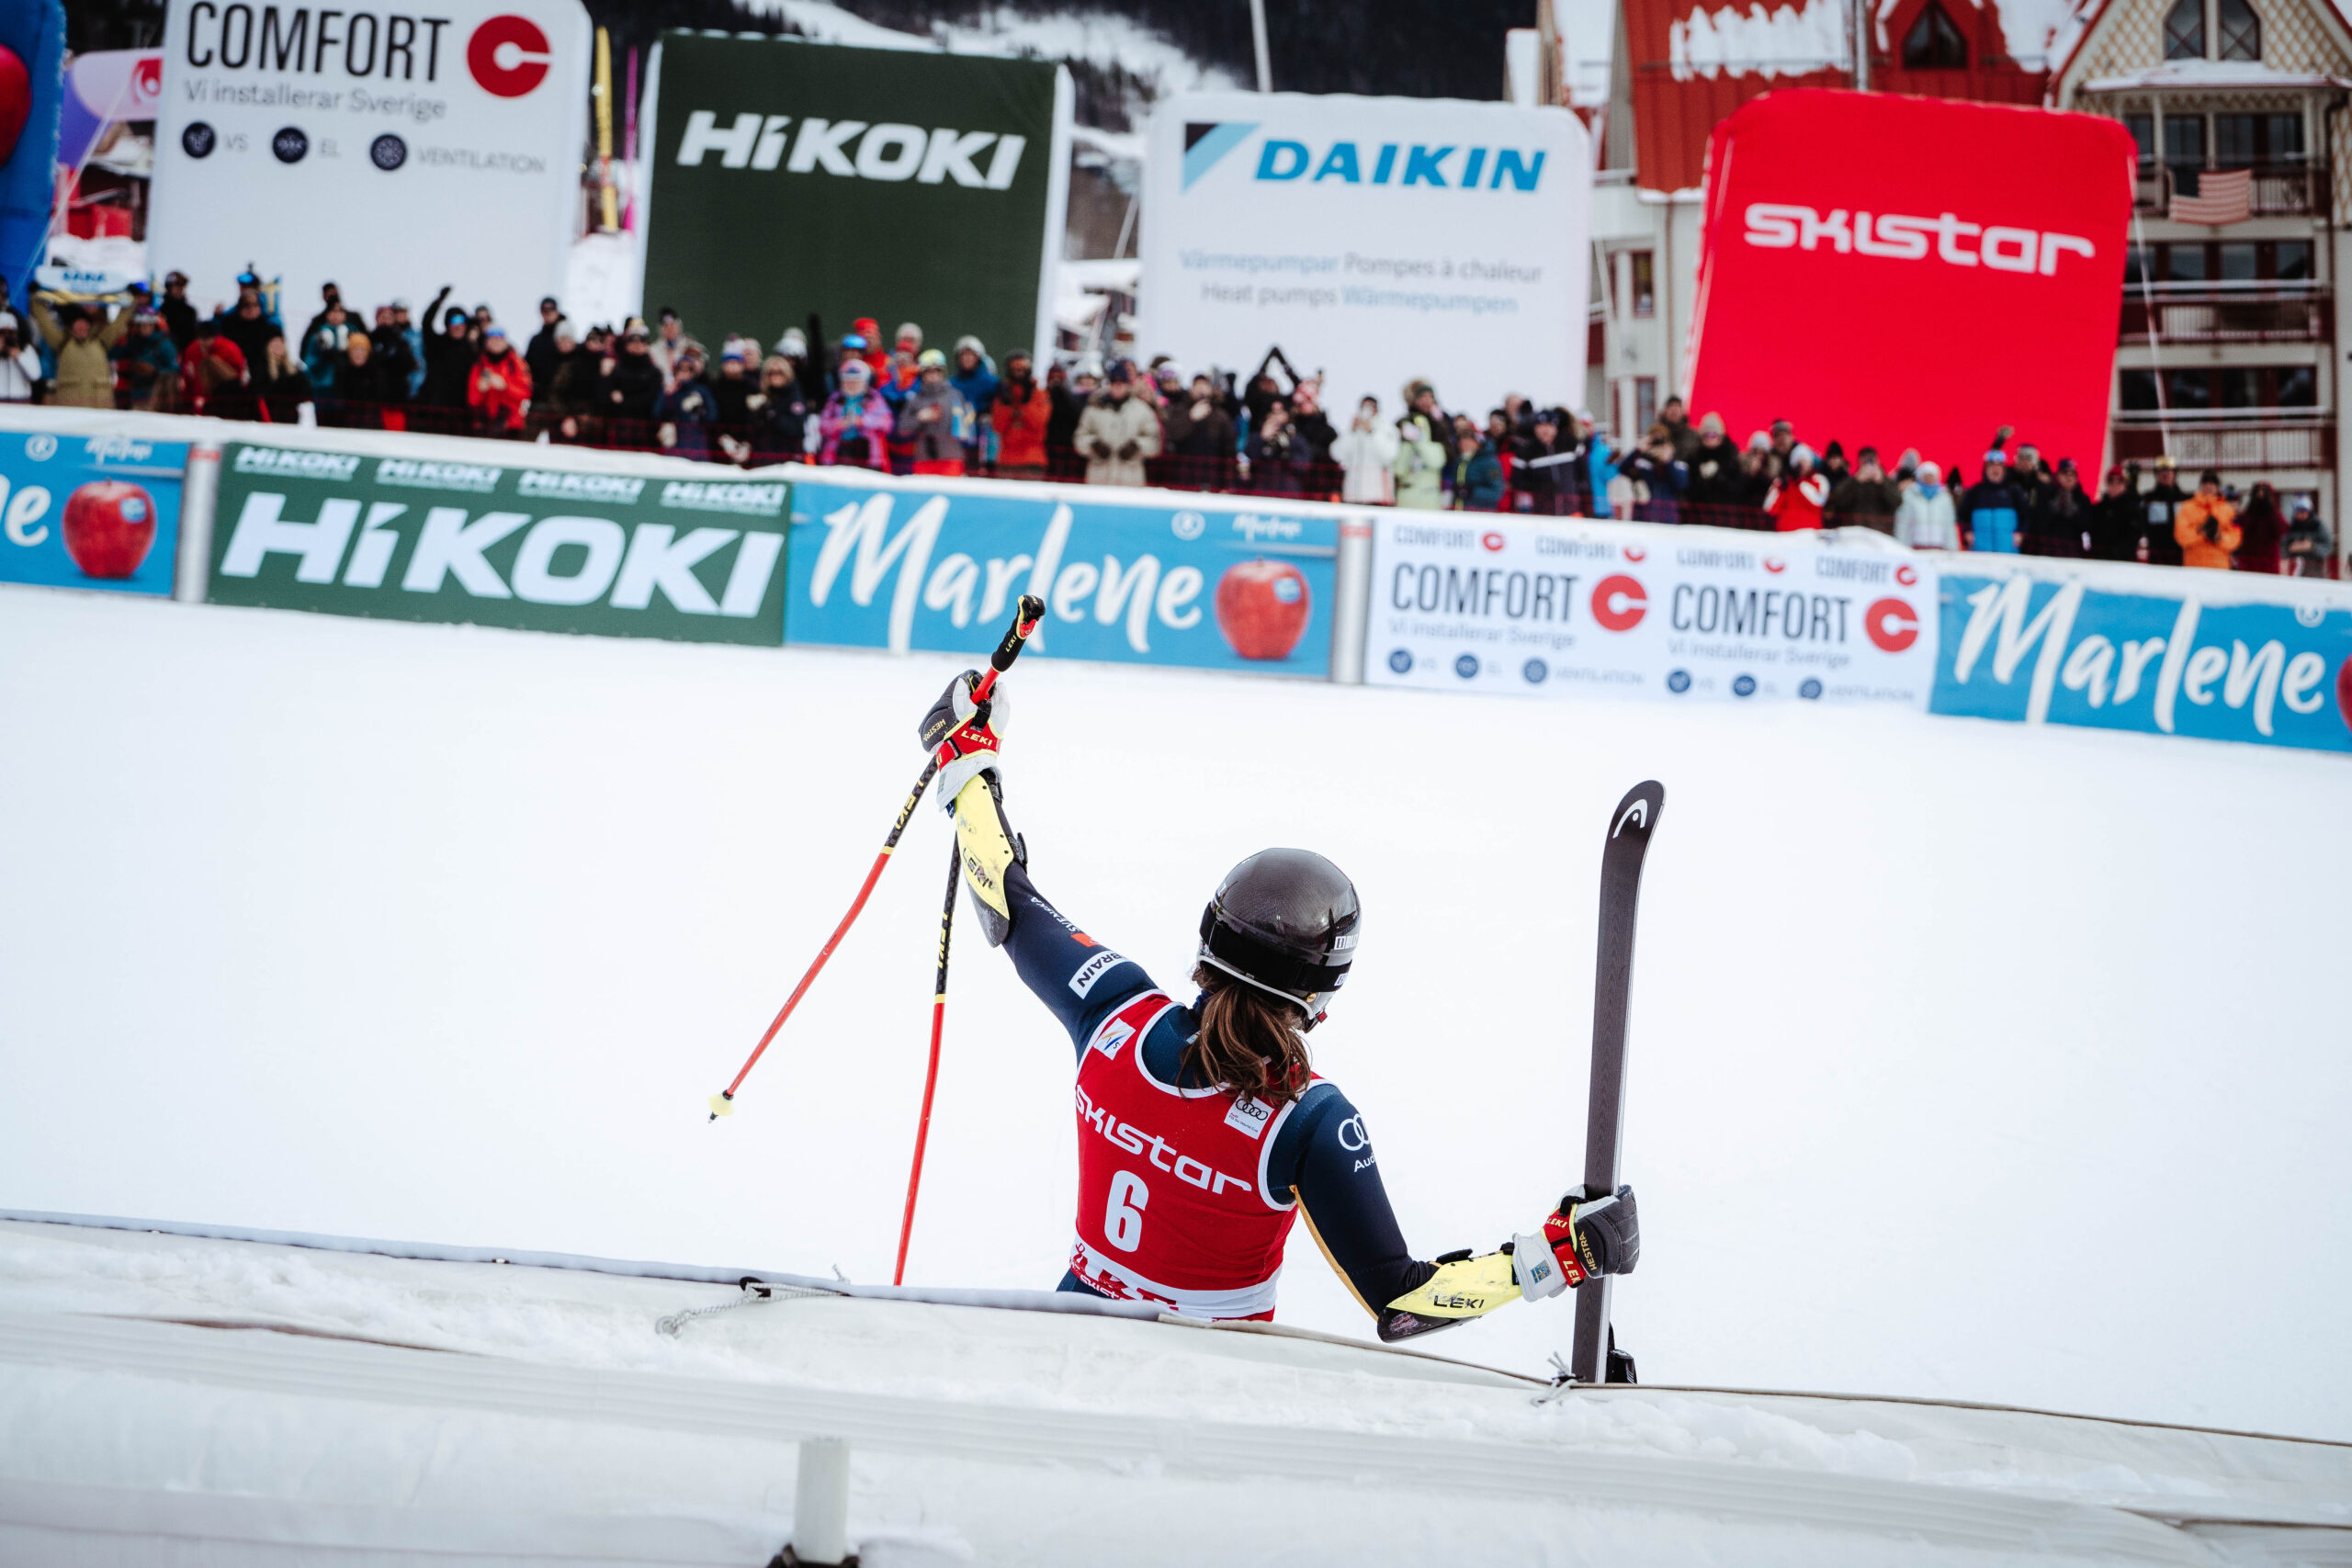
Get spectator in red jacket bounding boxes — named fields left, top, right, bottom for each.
left=178, top=318, right=249, bottom=415
left=2234, top=481, right=2285, bottom=574
left=1765, top=446, right=1830, bottom=531
left=468, top=325, right=534, bottom=435
left=989, top=351, right=1050, bottom=478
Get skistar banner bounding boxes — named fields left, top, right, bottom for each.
left=208, top=443, right=788, bottom=644
left=0, top=429, right=187, bottom=596
left=1366, top=516, right=1938, bottom=706
left=1931, top=564, right=2352, bottom=754
left=1141, top=92, right=1590, bottom=420
left=149, top=0, right=590, bottom=333
left=784, top=477, right=1338, bottom=677
left=639, top=34, right=1071, bottom=370
left=1689, top=92, right=2133, bottom=477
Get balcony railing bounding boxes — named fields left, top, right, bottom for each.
left=2134, top=161, right=2331, bottom=219
left=2119, top=282, right=2331, bottom=344
left=2111, top=412, right=2335, bottom=468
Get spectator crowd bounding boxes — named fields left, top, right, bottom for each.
left=9, top=266, right=2336, bottom=578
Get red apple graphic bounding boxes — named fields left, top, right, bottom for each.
left=1215, top=558, right=1312, bottom=660
left=62, top=480, right=158, bottom=580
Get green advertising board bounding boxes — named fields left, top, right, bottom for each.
left=639, top=33, right=1068, bottom=366
left=208, top=444, right=790, bottom=645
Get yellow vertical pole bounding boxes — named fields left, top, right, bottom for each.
left=594, top=28, right=619, bottom=233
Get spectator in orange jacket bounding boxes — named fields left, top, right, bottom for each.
left=2174, top=470, right=2241, bottom=569
left=990, top=351, right=1050, bottom=478
left=468, top=325, right=534, bottom=435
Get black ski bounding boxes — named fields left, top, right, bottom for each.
left=1569, top=780, right=1665, bottom=1386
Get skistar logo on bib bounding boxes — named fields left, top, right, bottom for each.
left=468, top=15, right=551, bottom=96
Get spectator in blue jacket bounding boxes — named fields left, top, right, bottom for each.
left=656, top=345, right=718, bottom=459
left=1444, top=428, right=1505, bottom=511
left=1959, top=449, right=2028, bottom=552
left=1622, top=424, right=1689, bottom=525
left=950, top=335, right=999, bottom=468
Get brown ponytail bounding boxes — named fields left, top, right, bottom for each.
left=1187, top=962, right=1314, bottom=1104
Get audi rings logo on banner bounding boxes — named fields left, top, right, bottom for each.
left=468, top=15, right=554, bottom=97
left=1336, top=1115, right=1369, bottom=1151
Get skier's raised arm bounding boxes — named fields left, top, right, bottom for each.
left=915, top=670, right=1641, bottom=1338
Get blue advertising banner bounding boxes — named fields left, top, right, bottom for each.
left=784, top=479, right=1338, bottom=676
left=0, top=429, right=187, bottom=597
left=1932, top=571, right=2352, bottom=754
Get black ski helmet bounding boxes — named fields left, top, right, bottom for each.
left=1197, top=849, right=1360, bottom=1027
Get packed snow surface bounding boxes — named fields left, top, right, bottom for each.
left=1, top=583, right=2349, bottom=1456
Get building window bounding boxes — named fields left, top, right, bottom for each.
left=1630, top=251, right=1656, bottom=317
left=2123, top=113, right=2155, bottom=173
left=2220, top=241, right=2258, bottom=280
left=2274, top=240, right=2314, bottom=279
left=2165, top=115, right=2207, bottom=193
left=2136, top=367, right=2318, bottom=410
left=2218, top=0, right=2261, bottom=59
left=2120, top=369, right=2162, bottom=411
left=2165, top=243, right=2209, bottom=282
left=1635, top=378, right=1658, bottom=434
left=1902, top=2, right=1969, bottom=67
left=2215, top=111, right=2301, bottom=166
left=2165, top=0, right=2206, bottom=58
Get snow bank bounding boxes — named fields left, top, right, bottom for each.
left=0, top=582, right=2347, bottom=1453
left=2, top=1221, right=2344, bottom=1564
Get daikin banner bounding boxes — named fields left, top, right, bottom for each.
left=784, top=477, right=1337, bottom=677
left=1141, top=93, right=1590, bottom=421
left=1366, top=517, right=1938, bottom=706
left=149, top=0, right=589, bottom=329
left=640, top=35, right=1070, bottom=368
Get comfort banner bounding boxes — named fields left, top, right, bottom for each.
left=1688, top=92, right=2132, bottom=472
left=149, top=0, right=589, bottom=331
left=1366, top=516, right=1938, bottom=706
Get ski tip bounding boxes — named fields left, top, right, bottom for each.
left=1608, top=781, right=1667, bottom=840
left=707, top=1092, right=734, bottom=1121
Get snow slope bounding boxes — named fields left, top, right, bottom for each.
left=0, top=583, right=2347, bottom=1450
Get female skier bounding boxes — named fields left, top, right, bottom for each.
left=919, top=672, right=1641, bottom=1342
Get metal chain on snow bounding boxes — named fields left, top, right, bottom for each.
left=654, top=1275, right=841, bottom=1337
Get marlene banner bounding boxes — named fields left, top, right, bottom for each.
left=1365, top=515, right=1938, bottom=706
left=0, top=428, right=187, bottom=596
left=149, top=0, right=590, bottom=331
left=1140, top=92, right=1590, bottom=421
left=1932, top=564, right=2352, bottom=754
left=783, top=476, right=1338, bottom=677
left=1689, top=91, right=2132, bottom=475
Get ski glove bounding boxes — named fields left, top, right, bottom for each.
left=1375, top=1184, right=1639, bottom=1343
left=1529, top=1184, right=1639, bottom=1298
left=919, top=669, right=1011, bottom=810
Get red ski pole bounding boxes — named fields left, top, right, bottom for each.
left=708, top=596, right=1044, bottom=1122
left=894, top=839, right=962, bottom=1284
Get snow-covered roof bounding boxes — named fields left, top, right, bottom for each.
left=745, top=0, right=1242, bottom=100
left=2083, top=57, right=2352, bottom=89
left=1668, top=0, right=2087, bottom=79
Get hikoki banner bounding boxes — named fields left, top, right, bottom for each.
left=0, top=428, right=187, bottom=596
left=149, top=0, right=590, bottom=330
left=1366, top=515, right=1937, bottom=706
left=1932, top=558, right=2352, bottom=755
left=785, top=473, right=1340, bottom=678
left=208, top=442, right=788, bottom=644
left=640, top=34, right=1070, bottom=370
left=1141, top=92, right=1590, bottom=421
left=1689, top=92, right=2133, bottom=477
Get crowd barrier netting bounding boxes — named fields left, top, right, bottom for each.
left=2, top=405, right=2346, bottom=755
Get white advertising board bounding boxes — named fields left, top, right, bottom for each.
left=1366, top=517, right=1938, bottom=708
left=1141, top=92, right=1589, bottom=423
left=150, top=0, right=589, bottom=333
